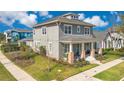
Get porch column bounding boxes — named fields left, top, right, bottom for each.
left=98, top=48, right=102, bottom=55
left=68, top=43, right=74, bottom=64
left=90, top=42, right=95, bottom=57
left=81, top=43, right=85, bottom=60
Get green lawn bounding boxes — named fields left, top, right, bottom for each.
left=96, top=49, right=124, bottom=64
left=23, top=55, right=98, bottom=80
left=5, top=52, right=97, bottom=81
left=94, top=62, right=124, bottom=81
left=102, top=54, right=120, bottom=63
left=0, top=63, right=16, bottom=81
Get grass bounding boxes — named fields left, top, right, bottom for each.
left=19, top=55, right=97, bottom=80
left=0, top=63, right=16, bottom=81
left=94, top=62, right=124, bottom=81
left=5, top=52, right=97, bottom=81
left=102, top=54, right=120, bottom=63
left=96, top=49, right=124, bottom=64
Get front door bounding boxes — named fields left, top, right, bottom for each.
left=73, top=44, right=81, bottom=59
left=84, top=43, right=91, bottom=55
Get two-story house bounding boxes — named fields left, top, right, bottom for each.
left=4, top=28, right=33, bottom=43
left=33, top=13, right=102, bottom=64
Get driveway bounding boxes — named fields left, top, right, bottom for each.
left=64, top=57, right=124, bottom=81
left=0, top=51, right=36, bottom=81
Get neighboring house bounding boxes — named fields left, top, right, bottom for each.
left=18, top=37, right=33, bottom=48
left=94, top=30, right=124, bottom=49
left=4, top=28, right=33, bottom=43
left=33, top=13, right=103, bottom=64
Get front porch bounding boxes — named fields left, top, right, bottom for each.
left=62, top=42, right=102, bottom=64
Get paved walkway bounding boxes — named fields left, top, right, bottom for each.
left=64, top=57, right=124, bottom=81
left=0, top=51, right=36, bottom=81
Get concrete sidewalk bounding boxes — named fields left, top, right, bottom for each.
left=0, top=51, right=36, bottom=81
left=64, top=57, right=124, bottom=81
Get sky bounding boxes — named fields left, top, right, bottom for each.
left=0, top=11, right=123, bottom=32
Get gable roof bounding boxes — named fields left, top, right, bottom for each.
left=34, top=13, right=95, bottom=28
left=93, top=31, right=108, bottom=41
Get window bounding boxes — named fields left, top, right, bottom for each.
left=35, top=41, right=40, bottom=48
left=64, top=25, right=72, bottom=34
left=49, top=42, right=52, bottom=54
left=84, top=27, right=90, bottom=35
left=63, top=44, right=69, bottom=53
left=33, top=30, right=35, bottom=35
left=77, top=26, right=80, bottom=33
left=41, top=27, right=46, bottom=35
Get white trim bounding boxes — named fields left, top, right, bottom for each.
left=84, top=27, right=90, bottom=35
left=64, top=24, right=72, bottom=35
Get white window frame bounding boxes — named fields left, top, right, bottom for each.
left=64, top=24, right=72, bottom=35
left=77, top=26, right=81, bottom=33
left=84, top=27, right=90, bottom=35
left=48, top=42, right=52, bottom=54
left=41, top=27, right=47, bottom=35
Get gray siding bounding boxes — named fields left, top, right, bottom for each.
left=59, top=23, right=93, bottom=40
left=34, top=22, right=95, bottom=60
left=33, top=23, right=60, bottom=60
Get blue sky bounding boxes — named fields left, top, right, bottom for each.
left=0, top=11, right=123, bottom=32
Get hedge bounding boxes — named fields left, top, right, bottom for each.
left=1, top=43, right=20, bottom=53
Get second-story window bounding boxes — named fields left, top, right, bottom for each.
left=84, top=27, right=90, bottom=35
left=64, top=25, right=72, bottom=34
left=41, top=27, right=46, bottom=35
left=33, top=30, right=35, bottom=35
left=77, top=26, right=80, bottom=33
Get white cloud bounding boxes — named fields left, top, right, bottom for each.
left=116, top=15, right=121, bottom=22
left=39, top=11, right=53, bottom=19
left=84, top=16, right=108, bottom=27
left=0, top=11, right=37, bottom=27
left=40, top=11, right=49, bottom=16
left=110, top=11, right=118, bottom=15
left=78, top=13, right=85, bottom=20
left=110, top=11, right=121, bottom=22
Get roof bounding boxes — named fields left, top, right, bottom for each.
left=93, top=31, right=108, bottom=41
left=59, top=35, right=99, bottom=43
left=34, top=13, right=95, bottom=27
left=18, top=37, right=33, bottom=42
left=5, top=28, right=32, bottom=33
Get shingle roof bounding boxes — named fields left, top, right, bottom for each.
left=34, top=13, right=95, bottom=27
left=93, top=31, right=108, bottom=41
left=59, top=35, right=99, bottom=42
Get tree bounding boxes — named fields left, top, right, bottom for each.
left=0, top=32, right=5, bottom=43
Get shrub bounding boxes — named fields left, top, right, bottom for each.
left=39, top=46, right=46, bottom=56
left=20, top=43, right=31, bottom=52
left=74, top=61, right=87, bottom=68
left=1, top=43, right=20, bottom=53
left=117, top=47, right=124, bottom=52
left=96, top=54, right=104, bottom=63
left=20, top=50, right=36, bottom=60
